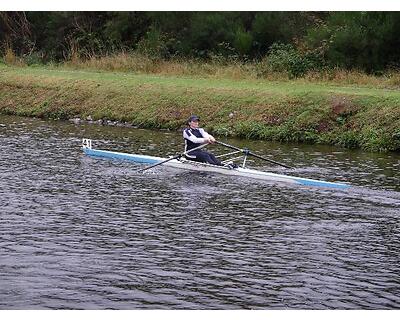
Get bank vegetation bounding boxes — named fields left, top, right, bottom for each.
left=1, top=61, right=399, bottom=152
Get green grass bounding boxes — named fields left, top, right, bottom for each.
left=1, top=64, right=400, bottom=152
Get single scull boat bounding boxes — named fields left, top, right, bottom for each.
left=82, top=139, right=350, bottom=189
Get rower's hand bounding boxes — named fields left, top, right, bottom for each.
left=208, top=136, right=216, bottom=144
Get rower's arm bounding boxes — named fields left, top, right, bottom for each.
left=199, top=129, right=215, bottom=143
left=183, top=129, right=208, bottom=144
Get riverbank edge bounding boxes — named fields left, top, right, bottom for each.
left=0, top=65, right=399, bottom=152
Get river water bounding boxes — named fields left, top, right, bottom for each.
left=0, top=115, right=399, bottom=310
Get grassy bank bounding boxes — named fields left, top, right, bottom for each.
left=1, top=64, right=400, bottom=152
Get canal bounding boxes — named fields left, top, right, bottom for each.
left=1, top=115, right=399, bottom=309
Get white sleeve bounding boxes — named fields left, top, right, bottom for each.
left=199, top=128, right=211, bottom=139
left=199, top=128, right=214, bottom=140
left=183, top=129, right=208, bottom=144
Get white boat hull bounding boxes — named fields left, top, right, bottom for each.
left=83, top=146, right=350, bottom=189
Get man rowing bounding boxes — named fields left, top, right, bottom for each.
left=183, top=115, right=222, bottom=166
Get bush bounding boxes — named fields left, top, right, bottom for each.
left=263, top=43, right=322, bottom=78
left=233, top=27, right=253, bottom=56
left=24, top=52, right=45, bottom=66
left=136, top=27, right=169, bottom=59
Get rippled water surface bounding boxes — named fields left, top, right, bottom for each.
left=1, top=115, right=400, bottom=309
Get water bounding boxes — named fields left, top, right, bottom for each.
left=1, top=115, right=399, bottom=309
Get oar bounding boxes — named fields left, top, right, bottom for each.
left=138, top=142, right=209, bottom=172
left=215, top=140, right=293, bottom=169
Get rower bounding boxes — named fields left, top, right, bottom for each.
left=183, top=115, right=222, bottom=166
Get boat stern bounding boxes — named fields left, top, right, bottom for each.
left=82, top=138, right=92, bottom=150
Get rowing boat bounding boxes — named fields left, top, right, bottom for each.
left=82, top=139, right=350, bottom=189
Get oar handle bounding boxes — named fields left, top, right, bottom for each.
left=139, top=142, right=209, bottom=172
left=215, top=140, right=292, bottom=169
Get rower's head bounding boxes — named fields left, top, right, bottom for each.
left=188, top=115, right=200, bottom=129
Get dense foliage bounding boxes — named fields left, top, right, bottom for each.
left=2, top=12, right=400, bottom=74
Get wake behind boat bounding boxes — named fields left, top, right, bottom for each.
left=82, top=139, right=350, bottom=189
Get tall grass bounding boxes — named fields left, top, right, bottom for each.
left=61, top=51, right=261, bottom=79
left=303, top=68, right=400, bottom=89
left=59, top=52, right=400, bottom=88
left=4, top=48, right=400, bottom=88
left=2, top=47, right=26, bottom=67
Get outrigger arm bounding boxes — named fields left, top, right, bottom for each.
left=215, top=140, right=293, bottom=169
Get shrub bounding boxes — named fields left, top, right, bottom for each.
left=24, top=52, right=45, bottom=66
left=263, top=43, right=322, bottom=78
left=136, top=27, right=169, bottom=59
left=233, top=27, right=253, bottom=56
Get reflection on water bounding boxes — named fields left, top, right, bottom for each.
left=0, top=115, right=399, bottom=309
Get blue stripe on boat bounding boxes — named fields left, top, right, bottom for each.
left=294, top=178, right=349, bottom=189
left=84, top=148, right=160, bottom=164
